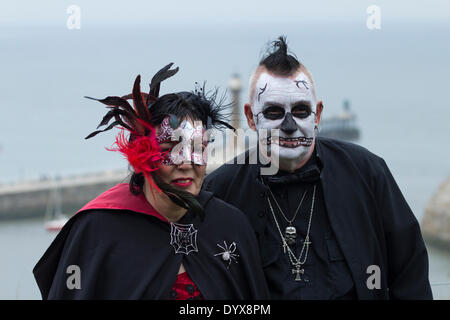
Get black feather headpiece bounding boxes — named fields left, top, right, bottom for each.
left=84, top=63, right=235, bottom=220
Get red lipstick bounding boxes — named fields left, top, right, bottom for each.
left=172, top=178, right=193, bottom=188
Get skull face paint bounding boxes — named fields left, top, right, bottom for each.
left=157, top=116, right=209, bottom=166
left=252, top=72, right=317, bottom=169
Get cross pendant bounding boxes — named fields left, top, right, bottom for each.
left=292, top=264, right=305, bottom=281
left=304, top=237, right=312, bottom=246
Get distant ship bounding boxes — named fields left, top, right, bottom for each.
left=318, top=99, right=360, bottom=142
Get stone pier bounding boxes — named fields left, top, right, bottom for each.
left=422, top=177, right=450, bottom=250
left=0, top=170, right=128, bottom=221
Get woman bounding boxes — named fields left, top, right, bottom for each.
left=33, top=63, right=269, bottom=300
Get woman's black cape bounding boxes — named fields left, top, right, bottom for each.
left=33, top=183, right=270, bottom=299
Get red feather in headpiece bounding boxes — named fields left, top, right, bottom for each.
left=85, top=63, right=179, bottom=190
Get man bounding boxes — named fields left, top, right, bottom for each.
left=203, top=37, right=432, bottom=299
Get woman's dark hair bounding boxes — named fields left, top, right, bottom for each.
left=129, top=90, right=232, bottom=219
left=85, top=64, right=233, bottom=220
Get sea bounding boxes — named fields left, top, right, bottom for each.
left=0, top=20, right=449, bottom=299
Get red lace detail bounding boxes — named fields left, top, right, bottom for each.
left=170, top=272, right=203, bottom=300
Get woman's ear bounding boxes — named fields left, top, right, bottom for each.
left=244, top=103, right=256, bottom=130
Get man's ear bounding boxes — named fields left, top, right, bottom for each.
left=244, top=103, right=256, bottom=131
left=315, top=100, right=323, bottom=126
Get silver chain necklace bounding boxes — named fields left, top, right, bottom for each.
left=266, top=183, right=316, bottom=282
left=266, top=184, right=308, bottom=245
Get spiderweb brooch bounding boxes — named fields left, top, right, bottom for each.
left=170, top=222, right=199, bottom=255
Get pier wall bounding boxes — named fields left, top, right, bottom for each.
left=0, top=171, right=128, bottom=221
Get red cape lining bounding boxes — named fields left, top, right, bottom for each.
left=76, top=183, right=168, bottom=223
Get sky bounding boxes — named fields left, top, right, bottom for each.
left=0, top=0, right=449, bottom=184
left=1, top=0, right=450, bottom=26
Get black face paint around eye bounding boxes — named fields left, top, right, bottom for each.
left=292, top=105, right=314, bottom=119
left=257, top=83, right=268, bottom=102
left=262, top=105, right=285, bottom=120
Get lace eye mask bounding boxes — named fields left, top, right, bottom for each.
left=157, top=116, right=209, bottom=166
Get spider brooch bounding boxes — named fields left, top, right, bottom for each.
left=214, top=241, right=239, bottom=269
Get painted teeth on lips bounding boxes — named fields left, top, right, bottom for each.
left=266, top=136, right=313, bottom=147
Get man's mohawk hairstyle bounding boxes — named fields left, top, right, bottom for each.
left=260, top=36, right=301, bottom=76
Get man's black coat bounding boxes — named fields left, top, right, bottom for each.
left=203, top=137, right=433, bottom=299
